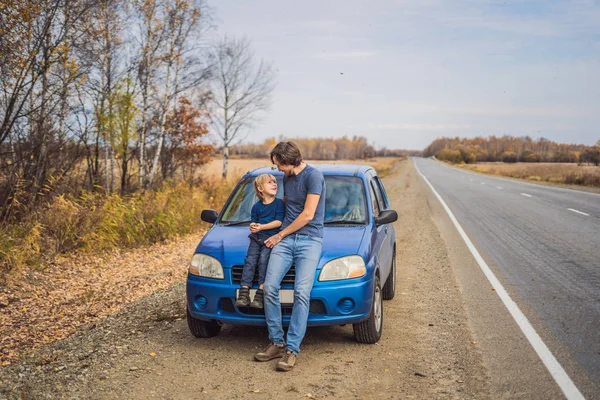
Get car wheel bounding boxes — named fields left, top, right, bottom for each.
left=353, top=275, right=383, bottom=344
left=187, top=308, right=221, bottom=338
left=382, top=248, right=396, bottom=300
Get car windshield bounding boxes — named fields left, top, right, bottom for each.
left=219, top=175, right=367, bottom=225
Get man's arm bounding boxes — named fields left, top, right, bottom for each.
left=264, top=194, right=320, bottom=248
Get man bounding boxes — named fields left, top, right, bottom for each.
left=253, top=141, right=326, bottom=372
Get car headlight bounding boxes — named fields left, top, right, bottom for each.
left=189, top=254, right=224, bottom=279
left=319, top=255, right=366, bottom=281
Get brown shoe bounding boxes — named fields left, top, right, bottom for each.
left=254, top=343, right=285, bottom=362
left=276, top=350, right=297, bottom=371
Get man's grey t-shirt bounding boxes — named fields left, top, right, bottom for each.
left=281, top=164, right=326, bottom=238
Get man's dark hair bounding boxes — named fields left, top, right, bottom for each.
left=270, top=141, right=303, bottom=167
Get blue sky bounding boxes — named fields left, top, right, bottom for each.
left=210, top=0, right=600, bottom=150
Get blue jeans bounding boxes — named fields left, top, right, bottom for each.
left=263, top=234, right=322, bottom=354
left=241, top=234, right=271, bottom=287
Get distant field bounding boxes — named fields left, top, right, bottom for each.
left=457, top=162, right=600, bottom=188
left=201, top=157, right=402, bottom=180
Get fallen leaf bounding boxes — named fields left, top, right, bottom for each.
left=149, top=352, right=156, bottom=357
left=385, top=368, right=389, bottom=372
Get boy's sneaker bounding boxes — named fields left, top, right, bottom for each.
left=250, top=289, right=264, bottom=308
left=254, top=343, right=285, bottom=362
left=276, top=351, right=297, bottom=371
left=235, top=287, right=250, bottom=307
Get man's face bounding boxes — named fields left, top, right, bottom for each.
left=273, top=160, right=295, bottom=176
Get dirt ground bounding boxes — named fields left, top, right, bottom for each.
left=0, top=160, right=490, bottom=399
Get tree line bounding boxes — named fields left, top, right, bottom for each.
left=229, top=136, right=416, bottom=160
left=0, top=0, right=274, bottom=221
left=424, top=136, right=600, bottom=165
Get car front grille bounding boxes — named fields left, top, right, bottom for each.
left=233, top=300, right=327, bottom=316
left=231, top=265, right=296, bottom=286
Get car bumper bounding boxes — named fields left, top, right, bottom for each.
left=186, top=274, right=374, bottom=327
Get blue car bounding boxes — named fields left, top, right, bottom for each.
left=186, top=164, right=398, bottom=343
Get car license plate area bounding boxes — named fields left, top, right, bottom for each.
left=236, top=288, right=294, bottom=305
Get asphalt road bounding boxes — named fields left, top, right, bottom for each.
left=413, top=157, right=600, bottom=398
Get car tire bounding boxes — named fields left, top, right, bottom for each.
left=382, top=248, right=396, bottom=300
left=353, top=275, right=383, bottom=344
left=187, top=308, right=221, bottom=338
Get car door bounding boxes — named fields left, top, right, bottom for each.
left=370, top=177, right=393, bottom=282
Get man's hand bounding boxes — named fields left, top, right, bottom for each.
left=265, top=232, right=283, bottom=248
left=249, top=223, right=261, bottom=233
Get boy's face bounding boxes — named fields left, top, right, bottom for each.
left=261, top=178, right=278, bottom=197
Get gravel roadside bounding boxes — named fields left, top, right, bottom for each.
left=1, top=159, right=490, bottom=399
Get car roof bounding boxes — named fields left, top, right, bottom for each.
left=246, top=163, right=375, bottom=177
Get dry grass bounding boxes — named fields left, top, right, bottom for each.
left=458, top=162, right=600, bottom=187
left=201, top=157, right=403, bottom=180
left=0, top=179, right=233, bottom=279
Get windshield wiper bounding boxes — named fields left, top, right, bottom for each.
left=221, top=220, right=252, bottom=226
left=324, top=220, right=365, bottom=225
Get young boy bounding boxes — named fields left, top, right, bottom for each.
left=235, top=174, right=285, bottom=309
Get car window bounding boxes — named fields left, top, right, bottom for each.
left=220, top=176, right=284, bottom=222
left=370, top=179, right=385, bottom=214
left=324, top=176, right=367, bottom=223
left=374, top=177, right=390, bottom=209
left=220, top=175, right=367, bottom=224
left=369, top=181, right=381, bottom=217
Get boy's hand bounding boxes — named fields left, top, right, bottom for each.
left=249, top=223, right=261, bottom=233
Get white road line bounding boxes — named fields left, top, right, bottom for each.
left=497, top=186, right=503, bottom=190
left=521, top=193, right=532, bottom=198
left=481, top=182, right=485, bottom=185
left=568, top=208, right=590, bottom=216
left=414, top=160, right=585, bottom=400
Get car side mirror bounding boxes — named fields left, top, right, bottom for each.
left=201, top=209, right=218, bottom=224
left=375, top=209, right=398, bottom=226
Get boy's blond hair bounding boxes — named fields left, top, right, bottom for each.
left=254, top=174, right=276, bottom=202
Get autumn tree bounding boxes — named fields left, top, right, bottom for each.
left=146, top=0, right=209, bottom=186
left=208, top=36, right=275, bottom=179
left=0, top=0, right=92, bottom=214
left=111, top=78, right=138, bottom=193
left=162, top=97, right=212, bottom=183
left=424, top=136, right=597, bottom=164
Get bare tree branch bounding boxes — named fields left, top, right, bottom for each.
left=208, top=36, right=275, bottom=178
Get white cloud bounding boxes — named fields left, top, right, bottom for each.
left=312, top=51, right=377, bottom=59
left=213, top=0, right=600, bottom=150
left=368, top=123, right=472, bottom=131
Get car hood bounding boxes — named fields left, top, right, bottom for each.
left=195, top=225, right=368, bottom=269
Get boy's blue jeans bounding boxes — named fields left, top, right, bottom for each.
left=240, top=234, right=272, bottom=287
left=263, top=234, right=322, bottom=355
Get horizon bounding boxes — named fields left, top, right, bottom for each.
left=231, top=133, right=598, bottom=152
